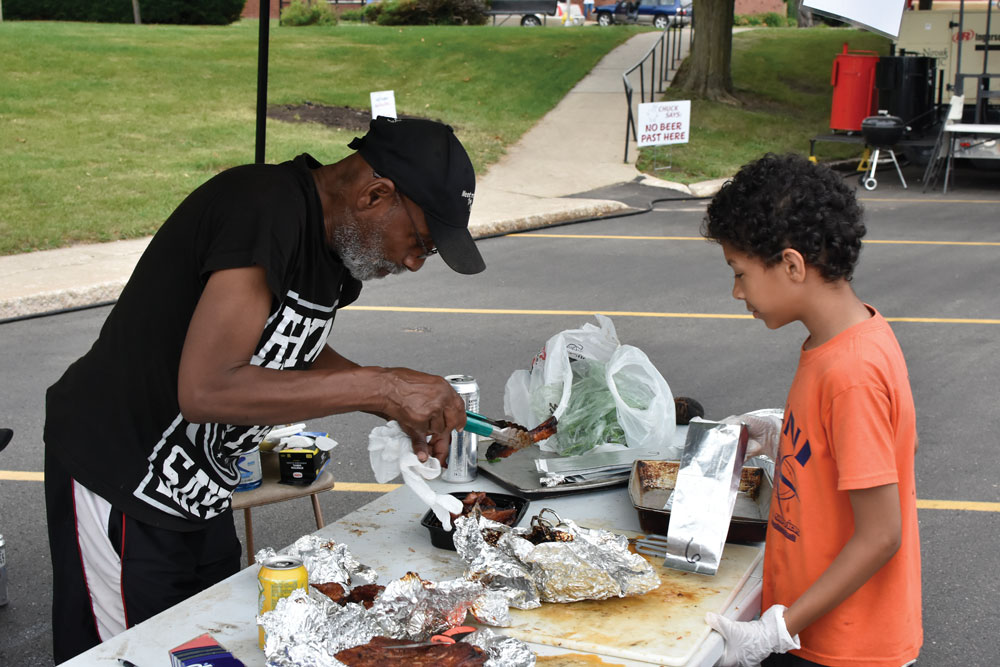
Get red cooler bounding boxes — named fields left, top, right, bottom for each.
left=829, top=43, right=879, bottom=132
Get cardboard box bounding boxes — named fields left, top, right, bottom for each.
left=278, top=443, right=330, bottom=486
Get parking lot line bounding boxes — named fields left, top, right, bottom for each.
left=859, top=197, right=1000, bottom=205
left=510, top=233, right=1000, bottom=247
left=3, top=471, right=995, bottom=512
left=344, top=306, right=1000, bottom=325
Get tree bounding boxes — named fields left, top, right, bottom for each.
left=669, top=0, right=738, bottom=104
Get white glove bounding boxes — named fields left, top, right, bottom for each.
left=705, top=604, right=801, bottom=667
left=367, top=421, right=464, bottom=530
left=720, top=409, right=784, bottom=460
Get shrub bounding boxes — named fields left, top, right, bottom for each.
left=734, top=12, right=790, bottom=28
left=761, top=11, right=784, bottom=27
left=372, top=0, right=488, bottom=25
left=733, top=14, right=762, bottom=26
left=3, top=0, right=246, bottom=24
left=339, top=7, right=366, bottom=21
left=281, top=0, right=338, bottom=25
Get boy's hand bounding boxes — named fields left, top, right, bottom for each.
left=720, top=409, right=784, bottom=460
left=705, top=604, right=800, bottom=667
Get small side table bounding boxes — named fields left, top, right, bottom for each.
left=230, top=451, right=335, bottom=565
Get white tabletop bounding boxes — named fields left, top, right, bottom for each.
left=64, top=471, right=762, bottom=667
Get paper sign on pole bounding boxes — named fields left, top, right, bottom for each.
left=370, top=90, right=397, bottom=120
left=637, top=100, right=691, bottom=147
left=803, top=0, right=906, bottom=39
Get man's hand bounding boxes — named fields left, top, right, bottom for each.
left=378, top=368, right=465, bottom=465
left=705, top=605, right=800, bottom=667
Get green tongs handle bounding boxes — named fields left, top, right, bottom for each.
left=464, top=411, right=497, bottom=438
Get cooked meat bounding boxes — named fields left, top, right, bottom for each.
left=448, top=492, right=519, bottom=527
left=486, top=416, right=557, bottom=460
left=461, top=491, right=494, bottom=509
left=310, top=581, right=347, bottom=604
left=334, top=635, right=487, bottom=666
left=311, top=582, right=383, bottom=608
left=523, top=523, right=574, bottom=545
left=480, top=507, right=517, bottom=524
left=345, top=583, right=385, bottom=609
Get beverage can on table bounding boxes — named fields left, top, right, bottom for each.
left=257, top=555, right=308, bottom=648
left=0, top=533, right=8, bottom=607
left=443, top=374, right=479, bottom=483
left=236, top=446, right=262, bottom=492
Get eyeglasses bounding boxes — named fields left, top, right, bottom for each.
left=376, top=171, right=437, bottom=260
left=399, top=195, right=438, bottom=260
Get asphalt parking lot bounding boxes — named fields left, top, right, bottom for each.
left=1, top=163, right=998, bottom=665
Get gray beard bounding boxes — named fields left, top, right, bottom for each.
left=332, top=207, right=405, bottom=282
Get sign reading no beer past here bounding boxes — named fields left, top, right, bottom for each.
left=637, top=100, right=691, bottom=147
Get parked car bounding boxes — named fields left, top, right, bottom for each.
left=594, top=0, right=691, bottom=28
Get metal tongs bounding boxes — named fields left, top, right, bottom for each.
left=463, top=410, right=558, bottom=460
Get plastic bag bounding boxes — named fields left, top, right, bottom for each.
left=503, top=315, right=676, bottom=456
left=505, top=314, right=621, bottom=430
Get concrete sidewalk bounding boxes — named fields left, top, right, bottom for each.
left=0, top=29, right=712, bottom=321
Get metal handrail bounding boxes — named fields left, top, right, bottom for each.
left=622, top=21, right=690, bottom=162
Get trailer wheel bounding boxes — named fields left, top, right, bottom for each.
left=521, top=14, right=542, bottom=25
left=862, top=176, right=878, bottom=191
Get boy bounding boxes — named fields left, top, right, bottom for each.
left=701, top=154, right=922, bottom=667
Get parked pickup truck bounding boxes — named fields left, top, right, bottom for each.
left=487, top=0, right=559, bottom=26
left=594, top=0, right=691, bottom=28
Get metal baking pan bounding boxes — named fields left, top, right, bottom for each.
left=628, top=459, right=771, bottom=542
left=477, top=440, right=630, bottom=499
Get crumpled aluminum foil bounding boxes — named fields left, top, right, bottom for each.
left=258, top=561, right=524, bottom=666
left=256, top=535, right=377, bottom=586
left=454, top=509, right=660, bottom=608
left=371, top=572, right=510, bottom=638
left=540, top=472, right=567, bottom=487
left=261, top=589, right=533, bottom=667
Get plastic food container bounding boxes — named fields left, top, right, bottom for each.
left=421, top=492, right=530, bottom=550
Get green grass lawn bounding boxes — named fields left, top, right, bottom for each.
left=637, top=28, right=892, bottom=183
left=0, top=20, right=638, bottom=255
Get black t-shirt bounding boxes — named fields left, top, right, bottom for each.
left=45, top=154, right=362, bottom=531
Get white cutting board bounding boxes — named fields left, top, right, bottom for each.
left=500, top=541, right=763, bottom=666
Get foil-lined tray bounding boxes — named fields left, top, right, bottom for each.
left=628, top=459, right=771, bottom=542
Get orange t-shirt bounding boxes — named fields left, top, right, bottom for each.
left=762, top=307, right=922, bottom=666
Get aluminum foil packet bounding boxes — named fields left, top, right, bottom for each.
left=255, top=535, right=377, bottom=586
left=454, top=509, right=660, bottom=608
left=259, top=563, right=520, bottom=666
left=370, top=571, right=511, bottom=636
left=662, top=420, right=748, bottom=575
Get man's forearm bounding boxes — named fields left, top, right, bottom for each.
left=179, top=362, right=389, bottom=426
left=311, top=345, right=363, bottom=372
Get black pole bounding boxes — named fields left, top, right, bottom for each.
left=255, top=0, right=271, bottom=164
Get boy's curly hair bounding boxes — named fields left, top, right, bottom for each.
left=702, top=153, right=866, bottom=281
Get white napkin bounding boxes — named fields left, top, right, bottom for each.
left=367, top=421, right=464, bottom=530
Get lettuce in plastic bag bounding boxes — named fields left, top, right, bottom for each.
left=549, top=359, right=653, bottom=456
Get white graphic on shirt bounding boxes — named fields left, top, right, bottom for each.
left=134, top=291, right=338, bottom=521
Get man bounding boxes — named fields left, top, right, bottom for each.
left=44, top=117, right=484, bottom=663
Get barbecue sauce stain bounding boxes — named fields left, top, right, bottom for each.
left=536, top=654, right=628, bottom=666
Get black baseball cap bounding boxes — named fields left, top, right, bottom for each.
left=348, top=117, right=485, bottom=275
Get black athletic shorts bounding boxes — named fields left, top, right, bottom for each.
left=45, top=451, right=241, bottom=664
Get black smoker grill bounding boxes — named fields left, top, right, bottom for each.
left=860, top=114, right=908, bottom=191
